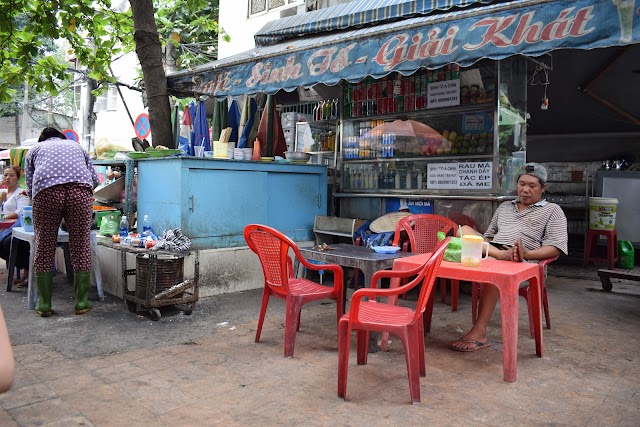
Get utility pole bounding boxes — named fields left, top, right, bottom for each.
left=20, top=82, right=29, bottom=143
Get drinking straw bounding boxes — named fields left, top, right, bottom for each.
left=458, top=225, right=463, bottom=237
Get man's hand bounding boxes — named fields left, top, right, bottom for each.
left=512, top=238, right=526, bottom=262
left=497, top=245, right=515, bottom=261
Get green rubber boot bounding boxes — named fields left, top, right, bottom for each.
left=74, top=271, right=93, bottom=315
left=35, top=272, right=53, bottom=317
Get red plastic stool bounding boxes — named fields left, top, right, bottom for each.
left=583, top=229, right=618, bottom=270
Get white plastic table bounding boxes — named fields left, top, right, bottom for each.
left=8, top=227, right=104, bottom=310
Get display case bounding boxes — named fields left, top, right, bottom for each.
left=339, top=57, right=529, bottom=197
left=294, top=120, right=339, bottom=168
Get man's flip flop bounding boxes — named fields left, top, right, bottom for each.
left=449, top=339, right=491, bottom=352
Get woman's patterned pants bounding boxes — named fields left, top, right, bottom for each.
left=33, top=184, right=93, bottom=273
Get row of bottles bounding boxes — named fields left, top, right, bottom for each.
left=312, top=99, right=340, bottom=121
left=311, top=130, right=336, bottom=152
left=342, top=66, right=462, bottom=118
left=345, top=164, right=426, bottom=190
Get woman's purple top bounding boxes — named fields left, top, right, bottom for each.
left=25, top=137, right=99, bottom=199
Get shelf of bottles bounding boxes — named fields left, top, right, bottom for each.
left=342, top=64, right=498, bottom=119
left=312, top=98, right=340, bottom=122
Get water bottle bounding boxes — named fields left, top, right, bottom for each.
left=119, top=215, right=129, bottom=237
left=141, top=215, right=152, bottom=237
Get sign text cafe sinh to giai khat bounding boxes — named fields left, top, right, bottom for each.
left=168, top=0, right=639, bottom=98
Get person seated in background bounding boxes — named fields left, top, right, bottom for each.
left=449, top=163, right=568, bottom=352
left=0, top=165, right=30, bottom=286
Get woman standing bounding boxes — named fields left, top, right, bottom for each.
left=0, top=165, right=30, bottom=286
left=25, top=127, right=99, bottom=317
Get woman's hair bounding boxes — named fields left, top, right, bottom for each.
left=38, top=127, right=67, bottom=142
left=3, top=165, right=21, bottom=178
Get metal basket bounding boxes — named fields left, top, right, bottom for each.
left=135, top=254, right=184, bottom=300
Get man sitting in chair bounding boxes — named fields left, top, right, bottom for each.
left=449, top=163, right=568, bottom=352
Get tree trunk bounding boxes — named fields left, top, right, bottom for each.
left=129, top=0, right=174, bottom=148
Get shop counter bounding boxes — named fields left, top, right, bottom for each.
left=136, top=157, right=328, bottom=249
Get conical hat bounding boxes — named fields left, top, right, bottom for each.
left=369, top=211, right=412, bottom=233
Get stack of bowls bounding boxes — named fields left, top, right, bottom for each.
left=233, top=148, right=244, bottom=160
left=243, top=148, right=253, bottom=160
left=226, top=141, right=236, bottom=159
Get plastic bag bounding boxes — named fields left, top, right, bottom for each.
left=99, top=211, right=122, bottom=237
left=437, top=231, right=461, bottom=263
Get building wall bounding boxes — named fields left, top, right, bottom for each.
left=0, top=111, right=71, bottom=147
left=92, top=53, right=148, bottom=152
left=218, top=0, right=354, bottom=58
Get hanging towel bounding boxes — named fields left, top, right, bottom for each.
left=238, top=97, right=257, bottom=149
left=227, top=100, right=241, bottom=144
left=211, top=98, right=228, bottom=143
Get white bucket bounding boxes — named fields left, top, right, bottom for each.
left=589, top=197, right=618, bottom=230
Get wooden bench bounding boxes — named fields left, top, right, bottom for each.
left=598, top=266, right=640, bottom=291
left=312, top=216, right=367, bottom=246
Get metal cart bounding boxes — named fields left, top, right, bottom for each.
left=99, top=241, right=199, bottom=320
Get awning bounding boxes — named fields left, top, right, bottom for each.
left=254, top=0, right=492, bottom=46
left=167, top=0, right=640, bottom=98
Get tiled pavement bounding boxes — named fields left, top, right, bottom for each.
left=0, top=265, right=639, bottom=426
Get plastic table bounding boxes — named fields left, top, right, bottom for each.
left=391, top=253, right=543, bottom=382
left=7, top=227, right=104, bottom=310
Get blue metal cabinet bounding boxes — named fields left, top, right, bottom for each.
left=137, top=158, right=327, bottom=249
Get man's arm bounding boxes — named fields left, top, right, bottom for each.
left=515, top=243, right=562, bottom=262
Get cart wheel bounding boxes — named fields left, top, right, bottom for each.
left=126, top=301, right=137, bottom=313
left=184, top=305, right=193, bottom=316
left=600, top=277, right=613, bottom=292
left=149, top=308, right=161, bottom=321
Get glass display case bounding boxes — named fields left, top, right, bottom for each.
left=339, top=57, right=529, bottom=196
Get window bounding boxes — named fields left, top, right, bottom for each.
left=107, top=86, right=118, bottom=111
left=95, top=86, right=118, bottom=112
left=249, top=0, right=301, bottom=16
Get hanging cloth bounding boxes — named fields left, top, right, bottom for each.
left=238, top=97, right=257, bottom=149
left=189, top=101, right=196, bottom=156
left=256, top=96, right=287, bottom=157
left=227, top=100, right=241, bottom=144
left=179, top=105, right=193, bottom=154
left=211, top=98, right=228, bottom=143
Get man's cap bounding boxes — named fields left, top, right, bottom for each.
left=518, top=162, right=547, bottom=184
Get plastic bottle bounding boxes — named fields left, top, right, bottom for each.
left=618, top=241, right=635, bottom=269
left=416, top=171, right=423, bottom=189
left=141, top=215, right=152, bottom=237
left=395, top=170, right=401, bottom=189
left=119, top=215, right=129, bottom=237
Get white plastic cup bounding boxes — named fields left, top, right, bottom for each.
left=194, top=146, right=205, bottom=157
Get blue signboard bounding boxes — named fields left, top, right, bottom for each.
left=385, top=198, right=433, bottom=214
left=168, top=0, right=640, bottom=98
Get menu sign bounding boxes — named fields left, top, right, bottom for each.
left=427, top=162, right=492, bottom=189
left=427, top=79, right=460, bottom=109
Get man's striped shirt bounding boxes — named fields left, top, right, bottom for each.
left=484, top=199, right=568, bottom=256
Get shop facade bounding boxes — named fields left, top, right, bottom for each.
left=157, top=0, right=640, bottom=296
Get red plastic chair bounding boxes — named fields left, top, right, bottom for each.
left=446, top=211, right=481, bottom=233
left=471, top=256, right=559, bottom=338
left=392, top=214, right=459, bottom=310
left=337, top=240, right=447, bottom=404
left=244, top=224, right=344, bottom=357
